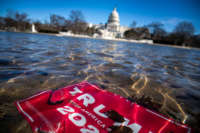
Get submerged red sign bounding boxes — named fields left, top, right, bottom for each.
left=15, top=82, right=191, bottom=133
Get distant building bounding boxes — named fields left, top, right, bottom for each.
left=60, top=8, right=152, bottom=43
left=92, top=8, right=130, bottom=39
left=107, top=8, right=120, bottom=32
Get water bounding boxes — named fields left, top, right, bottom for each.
left=0, top=31, right=200, bottom=132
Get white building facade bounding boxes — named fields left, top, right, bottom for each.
left=94, top=8, right=130, bottom=39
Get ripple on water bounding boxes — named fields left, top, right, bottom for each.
left=0, top=32, right=200, bottom=132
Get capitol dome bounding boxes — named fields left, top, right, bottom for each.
left=108, top=8, right=120, bottom=25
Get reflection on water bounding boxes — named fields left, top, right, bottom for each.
left=0, top=31, right=200, bottom=132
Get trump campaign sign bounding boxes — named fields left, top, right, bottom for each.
left=15, top=82, right=191, bottom=133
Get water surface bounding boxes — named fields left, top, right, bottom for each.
left=0, top=31, right=200, bottom=132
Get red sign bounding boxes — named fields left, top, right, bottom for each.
left=15, top=82, right=191, bottom=133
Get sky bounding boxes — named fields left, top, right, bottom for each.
left=0, top=0, right=200, bottom=33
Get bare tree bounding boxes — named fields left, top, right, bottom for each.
left=68, top=10, right=87, bottom=34
left=4, top=10, right=30, bottom=31
left=146, top=21, right=167, bottom=41
left=15, top=12, right=29, bottom=22
left=50, top=14, right=66, bottom=30
left=147, top=22, right=163, bottom=34
left=170, top=21, right=195, bottom=46
left=124, top=27, right=151, bottom=39
left=173, top=21, right=195, bottom=36
left=69, top=10, right=85, bottom=23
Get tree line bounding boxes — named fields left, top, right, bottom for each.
left=0, top=10, right=199, bottom=48
left=0, top=10, right=31, bottom=31
left=0, top=10, right=97, bottom=35
left=124, top=21, right=200, bottom=48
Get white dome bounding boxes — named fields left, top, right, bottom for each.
left=108, top=8, right=120, bottom=24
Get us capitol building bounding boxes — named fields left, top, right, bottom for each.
left=58, top=8, right=152, bottom=43
left=90, top=8, right=130, bottom=39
